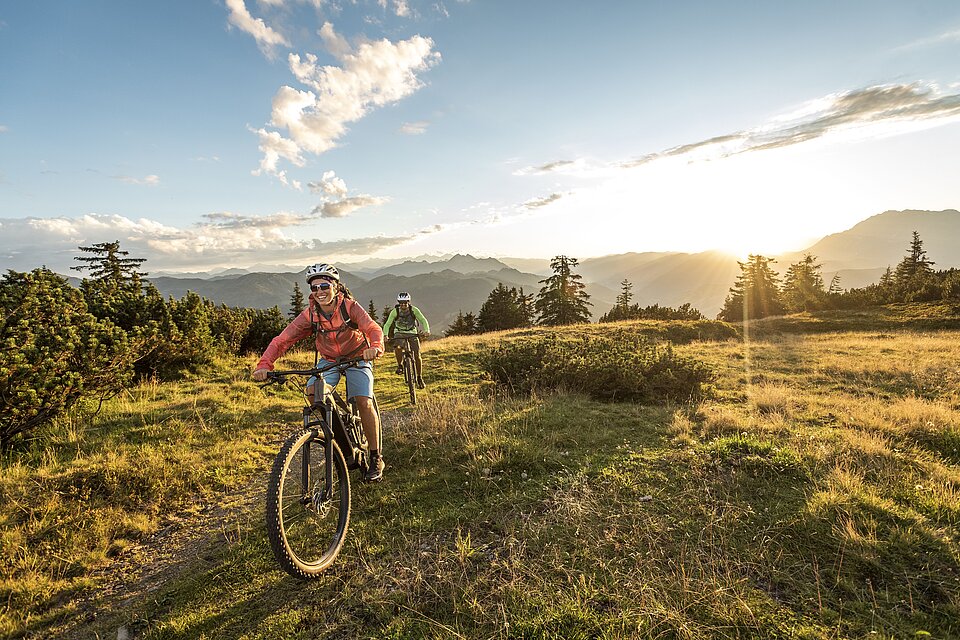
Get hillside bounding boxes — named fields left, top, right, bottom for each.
left=140, top=209, right=960, bottom=323
left=780, top=208, right=960, bottom=272
left=7, top=307, right=960, bottom=639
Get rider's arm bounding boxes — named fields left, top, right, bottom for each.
left=255, top=310, right=313, bottom=370
left=382, top=308, right=397, bottom=337
left=412, top=306, right=430, bottom=334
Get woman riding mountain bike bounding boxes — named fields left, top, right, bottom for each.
left=382, top=291, right=430, bottom=389
left=252, top=263, right=387, bottom=482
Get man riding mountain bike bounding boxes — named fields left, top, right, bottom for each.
left=382, top=292, right=430, bottom=389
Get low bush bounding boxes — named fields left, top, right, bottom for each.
left=0, top=269, right=134, bottom=448
left=478, top=332, right=714, bottom=403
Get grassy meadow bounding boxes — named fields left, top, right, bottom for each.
left=2, top=307, right=960, bottom=639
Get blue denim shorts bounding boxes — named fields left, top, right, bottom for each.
left=308, top=359, right=374, bottom=399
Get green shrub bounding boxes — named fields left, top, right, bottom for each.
left=0, top=269, right=134, bottom=447
left=478, top=332, right=714, bottom=403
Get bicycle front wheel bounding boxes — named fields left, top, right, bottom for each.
left=404, top=356, right=417, bottom=405
left=266, top=429, right=351, bottom=578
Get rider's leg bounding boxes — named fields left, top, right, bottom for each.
left=354, top=395, right=381, bottom=452
left=410, top=337, right=424, bottom=382
left=343, top=362, right=382, bottom=456
left=414, top=352, right=424, bottom=378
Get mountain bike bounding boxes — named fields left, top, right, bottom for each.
left=262, top=357, right=379, bottom=579
left=391, top=332, right=423, bottom=405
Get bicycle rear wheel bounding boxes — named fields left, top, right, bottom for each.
left=404, top=355, right=417, bottom=405
left=266, top=429, right=350, bottom=578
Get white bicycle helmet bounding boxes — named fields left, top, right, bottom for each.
left=397, top=291, right=412, bottom=302
left=304, top=263, right=340, bottom=284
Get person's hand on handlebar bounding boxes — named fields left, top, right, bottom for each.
left=362, top=347, right=383, bottom=361
left=252, top=368, right=270, bottom=382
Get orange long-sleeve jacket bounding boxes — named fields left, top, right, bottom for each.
left=256, top=294, right=384, bottom=370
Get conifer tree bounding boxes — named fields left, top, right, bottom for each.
left=616, top=279, right=633, bottom=309
left=534, top=255, right=592, bottom=326
left=289, top=282, right=305, bottom=318
left=367, top=299, right=377, bottom=321
left=781, top=254, right=826, bottom=313
left=478, top=283, right=534, bottom=332
left=718, top=254, right=784, bottom=321
left=71, top=240, right=147, bottom=293
left=445, top=310, right=480, bottom=336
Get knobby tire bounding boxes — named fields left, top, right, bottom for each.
left=404, top=355, right=417, bottom=405
left=266, top=429, right=350, bottom=579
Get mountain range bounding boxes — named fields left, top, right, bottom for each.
left=143, top=209, right=959, bottom=331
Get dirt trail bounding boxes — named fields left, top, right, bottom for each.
left=56, top=409, right=403, bottom=639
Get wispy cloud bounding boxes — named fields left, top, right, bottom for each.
left=0, top=125, right=8, bottom=133
left=114, top=174, right=160, bottom=186
left=895, top=27, right=960, bottom=52
left=378, top=0, right=411, bottom=17
left=399, top=120, right=430, bottom=135
left=255, top=22, right=439, bottom=177
left=225, top=0, right=290, bottom=56
left=617, top=82, right=960, bottom=169
left=522, top=193, right=564, bottom=209
left=0, top=211, right=435, bottom=272
left=518, top=83, right=960, bottom=183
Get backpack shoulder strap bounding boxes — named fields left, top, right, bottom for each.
left=340, top=300, right=359, bottom=330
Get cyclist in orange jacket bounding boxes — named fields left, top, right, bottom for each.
left=252, top=263, right=387, bottom=482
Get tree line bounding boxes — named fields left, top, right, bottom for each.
left=718, top=231, right=960, bottom=321
left=442, top=255, right=707, bottom=336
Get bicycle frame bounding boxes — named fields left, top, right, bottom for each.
left=269, top=358, right=372, bottom=485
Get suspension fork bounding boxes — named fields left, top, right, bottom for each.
left=300, top=398, right=334, bottom=500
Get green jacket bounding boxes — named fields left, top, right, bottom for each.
left=383, top=304, right=430, bottom=336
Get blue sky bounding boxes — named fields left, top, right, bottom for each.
left=2, top=1, right=960, bottom=273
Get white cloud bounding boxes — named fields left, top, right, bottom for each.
left=399, top=120, right=430, bottom=135
left=225, top=0, right=290, bottom=55
left=393, top=0, right=411, bottom=17
left=115, top=174, right=160, bottom=186
left=0, top=211, right=433, bottom=272
left=257, top=24, right=439, bottom=175
left=313, top=195, right=390, bottom=218
left=308, top=170, right=349, bottom=197
left=252, top=126, right=305, bottom=180
left=0, top=125, right=8, bottom=133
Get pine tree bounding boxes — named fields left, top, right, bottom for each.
left=894, top=231, right=935, bottom=282
left=71, top=240, right=147, bottom=293
left=893, top=231, right=936, bottom=302
left=781, top=254, right=826, bottom=313
left=289, top=282, right=305, bottom=319
left=445, top=310, right=480, bottom=336
left=615, top=279, right=633, bottom=309
left=718, top=254, right=784, bottom=322
left=478, top=283, right=533, bottom=332
left=534, top=255, right=592, bottom=326
left=828, top=274, right=842, bottom=295
left=367, top=299, right=378, bottom=321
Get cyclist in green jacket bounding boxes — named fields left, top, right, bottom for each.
left=382, top=292, right=430, bottom=389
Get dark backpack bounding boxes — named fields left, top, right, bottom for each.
left=311, top=300, right=360, bottom=333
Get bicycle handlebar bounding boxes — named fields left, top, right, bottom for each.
left=264, top=356, right=367, bottom=384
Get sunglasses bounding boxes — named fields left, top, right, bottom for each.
left=310, top=281, right=333, bottom=292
